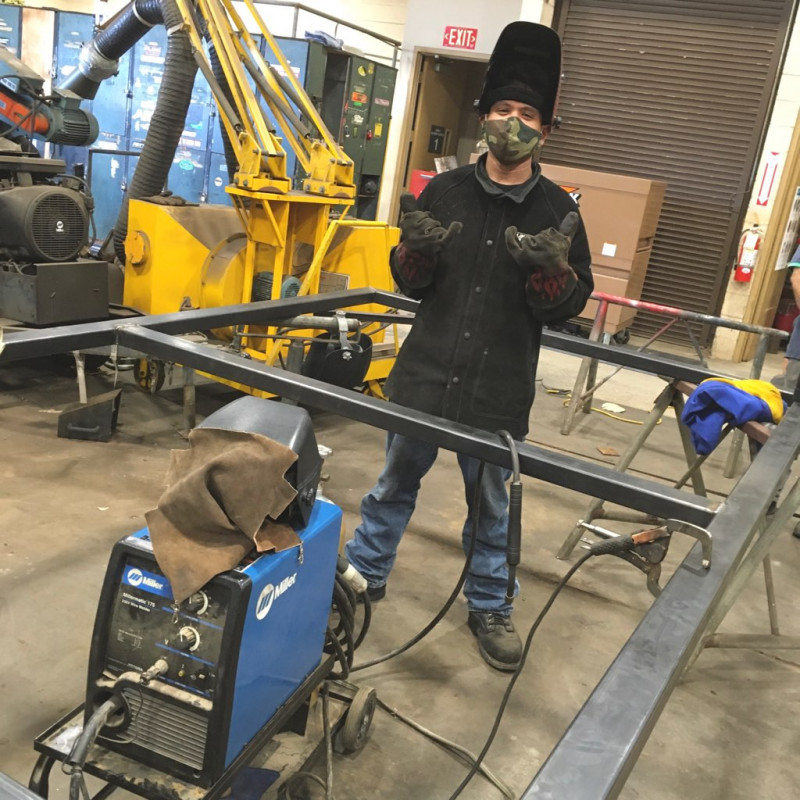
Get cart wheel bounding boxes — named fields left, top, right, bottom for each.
left=339, top=686, right=377, bottom=754
left=792, top=520, right=800, bottom=539
left=612, top=328, right=631, bottom=345
left=136, top=357, right=166, bottom=394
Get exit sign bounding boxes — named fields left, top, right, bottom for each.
left=443, top=26, right=478, bottom=50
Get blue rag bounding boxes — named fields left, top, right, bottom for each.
left=680, top=381, right=773, bottom=455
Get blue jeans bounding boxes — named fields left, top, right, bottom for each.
left=344, top=432, right=515, bottom=614
left=787, top=313, right=800, bottom=361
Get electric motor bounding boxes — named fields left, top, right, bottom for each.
left=0, top=184, right=89, bottom=262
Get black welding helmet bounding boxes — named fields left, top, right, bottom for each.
left=302, top=315, right=373, bottom=389
left=477, top=22, right=562, bottom=125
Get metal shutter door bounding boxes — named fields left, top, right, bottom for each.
left=546, top=0, right=796, bottom=343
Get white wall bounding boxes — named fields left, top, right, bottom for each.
left=713, top=19, right=800, bottom=359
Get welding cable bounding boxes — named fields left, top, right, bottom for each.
left=336, top=568, right=371, bottom=651
left=447, top=533, right=664, bottom=796
left=326, top=583, right=355, bottom=678
left=63, top=695, right=124, bottom=800
left=376, top=697, right=514, bottom=799
left=447, top=551, right=595, bottom=800
left=496, top=430, right=522, bottom=606
left=351, top=460, right=485, bottom=672
left=278, top=687, right=338, bottom=799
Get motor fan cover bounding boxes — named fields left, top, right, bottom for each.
left=0, top=185, right=89, bottom=262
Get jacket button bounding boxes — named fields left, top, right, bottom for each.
left=475, top=286, right=483, bottom=293
left=452, top=376, right=460, bottom=385
left=463, top=332, right=471, bottom=340
left=486, top=239, right=494, bottom=246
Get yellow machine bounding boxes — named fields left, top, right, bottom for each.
left=121, top=0, right=400, bottom=396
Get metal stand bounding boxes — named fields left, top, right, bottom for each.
left=557, top=380, right=703, bottom=559
left=558, top=378, right=772, bottom=561
left=689, top=478, right=800, bottom=667
left=560, top=375, right=799, bottom=668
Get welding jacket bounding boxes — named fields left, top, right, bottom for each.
left=384, top=155, right=593, bottom=440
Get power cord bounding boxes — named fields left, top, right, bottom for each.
left=541, top=382, right=662, bottom=426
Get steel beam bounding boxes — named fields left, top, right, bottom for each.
left=523, top=402, right=800, bottom=799
left=113, top=326, right=714, bottom=526
left=0, top=289, right=391, bottom=363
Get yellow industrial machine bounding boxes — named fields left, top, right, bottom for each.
left=120, top=0, right=399, bottom=396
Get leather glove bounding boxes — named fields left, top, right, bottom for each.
left=505, top=211, right=579, bottom=308
left=398, top=192, right=463, bottom=257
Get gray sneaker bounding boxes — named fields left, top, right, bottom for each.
left=468, top=611, right=522, bottom=671
left=771, top=359, right=800, bottom=390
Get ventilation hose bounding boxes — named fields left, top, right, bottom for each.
left=112, top=0, right=198, bottom=262
left=59, top=1, right=163, bottom=100
left=206, top=39, right=239, bottom=184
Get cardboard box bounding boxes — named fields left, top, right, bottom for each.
left=580, top=276, right=638, bottom=331
left=541, top=163, right=666, bottom=265
left=578, top=248, right=654, bottom=333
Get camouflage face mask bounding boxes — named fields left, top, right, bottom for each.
left=481, top=117, right=543, bottom=165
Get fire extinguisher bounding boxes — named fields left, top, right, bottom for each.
left=734, top=226, right=762, bottom=283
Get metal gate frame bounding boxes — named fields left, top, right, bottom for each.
left=3, top=287, right=800, bottom=798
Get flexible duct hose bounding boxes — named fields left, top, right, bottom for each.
left=207, top=40, right=239, bottom=184
left=92, top=0, right=162, bottom=59
left=112, top=0, right=198, bottom=262
left=59, top=1, right=163, bottom=99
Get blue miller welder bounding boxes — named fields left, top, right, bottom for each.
left=42, top=397, right=371, bottom=797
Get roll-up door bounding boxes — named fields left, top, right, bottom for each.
left=547, top=0, right=797, bottom=343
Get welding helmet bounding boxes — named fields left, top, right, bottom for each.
left=302, top=316, right=373, bottom=389
left=477, top=22, right=562, bottom=125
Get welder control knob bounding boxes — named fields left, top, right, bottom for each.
left=185, top=590, right=209, bottom=616
left=173, top=626, right=200, bottom=652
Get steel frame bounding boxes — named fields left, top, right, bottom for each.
left=3, top=288, right=800, bottom=798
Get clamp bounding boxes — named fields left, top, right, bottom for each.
left=580, top=518, right=712, bottom=597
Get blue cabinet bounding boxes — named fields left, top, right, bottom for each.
left=0, top=5, right=21, bottom=55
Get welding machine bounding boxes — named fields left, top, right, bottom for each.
left=82, top=399, right=342, bottom=787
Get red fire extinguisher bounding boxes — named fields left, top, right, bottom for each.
left=734, top=226, right=762, bottom=282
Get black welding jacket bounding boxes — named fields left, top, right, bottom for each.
left=384, top=156, right=593, bottom=440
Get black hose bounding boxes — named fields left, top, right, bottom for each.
left=207, top=39, right=240, bottom=184
left=93, top=1, right=162, bottom=60
left=112, top=0, right=198, bottom=262
left=59, top=1, right=162, bottom=99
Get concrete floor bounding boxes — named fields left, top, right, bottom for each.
left=2, top=342, right=800, bottom=799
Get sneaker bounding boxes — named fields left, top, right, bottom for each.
left=467, top=611, right=522, bottom=671
left=771, top=359, right=800, bottom=390
left=367, top=584, right=386, bottom=602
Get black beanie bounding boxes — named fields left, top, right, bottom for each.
left=478, top=81, right=545, bottom=117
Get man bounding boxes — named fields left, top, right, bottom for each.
left=345, top=21, right=593, bottom=671
left=771, top=243, right=800, bottom=391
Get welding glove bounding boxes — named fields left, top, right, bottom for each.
left=392, top=193, right=462, bottom=291
left=505, top=211, right=579, bottom=311
left=398, top=193, right=462, bottom=257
